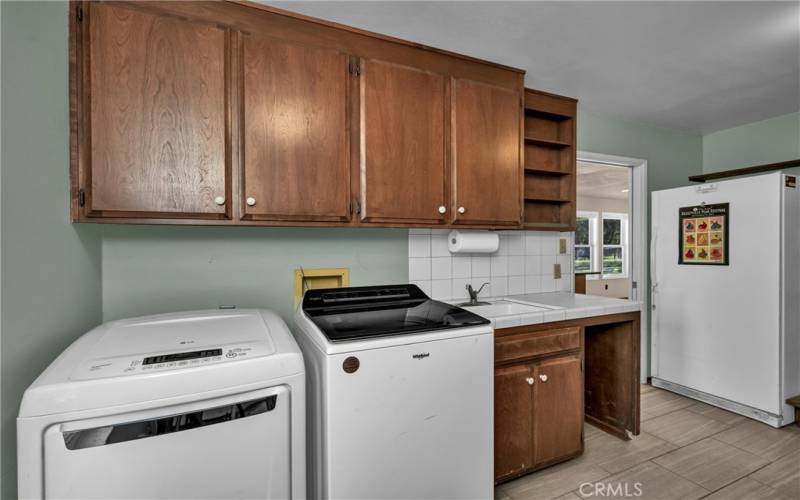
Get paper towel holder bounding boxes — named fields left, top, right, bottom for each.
left=447, top=230, right=500, bottom=254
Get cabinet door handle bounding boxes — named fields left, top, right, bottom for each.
left=539, top=374, right=548, bottom=382
left=246, top=197, right=256, bottom=207
left=438, top=206, right=446, bottom=214
left=525, top=377, right=535, bottom=385
left=214, top=196, right=225, bottom=206
left=458, top=206, right=466, bottom=214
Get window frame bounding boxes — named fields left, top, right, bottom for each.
left=575, top=211, right=599, bottom=275
left=600, top=211, right=629, bottom=279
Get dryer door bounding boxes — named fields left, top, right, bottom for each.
left=43, top=386, right=290, bottom=499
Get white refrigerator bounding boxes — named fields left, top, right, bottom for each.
left=651, top=172, right=799, bottom=427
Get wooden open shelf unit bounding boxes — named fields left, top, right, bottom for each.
left=523, top=89, right=577, bottom=231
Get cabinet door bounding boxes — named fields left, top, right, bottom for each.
left=85, top=3, right=228, bottom=218
left=242, top=35, right=350, bottom=222
left=359, top=60, right=447, bottom=224
left=494, top=364, right=534, bottom=482
left=533, top=354, right=583, bottom=466
left=452, top=79, right=522, bottom=225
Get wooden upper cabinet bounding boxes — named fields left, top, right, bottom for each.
left=494, top=363, right=534, bottom=482
left=83, top=2, right=229, bottom=219
left=71, top=1, right=527, bottom=227
left=241, top=35, right=350, bottom=222
left=359, top=60, right=447, bottom=224
left=533, top=354, right=583, bottom=466
left=452, top=79, right=522, bottom=226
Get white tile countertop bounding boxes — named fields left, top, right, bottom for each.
left=455, top=292, right=642, bottom=329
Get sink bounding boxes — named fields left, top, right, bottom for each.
left=461, top=300, right=552, bottom=318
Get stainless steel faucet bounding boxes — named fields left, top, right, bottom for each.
left=460, top=282, right=491, bottom=307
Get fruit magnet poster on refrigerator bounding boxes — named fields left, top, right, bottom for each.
left=679, top=203, right=729, bottom=265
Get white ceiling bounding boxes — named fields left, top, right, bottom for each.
left=266, top=1, right=800, bottom=134
left=577, top=161, right=630, bottom=200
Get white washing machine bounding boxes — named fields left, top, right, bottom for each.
left=295, top=284, right=494, bottom=500
left=17, top=309, right=305, bottom=500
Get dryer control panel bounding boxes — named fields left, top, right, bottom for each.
left=71, top=342, right=271, bottom=381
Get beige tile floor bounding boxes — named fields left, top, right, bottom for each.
left=496, top=385, right=800, bottom=500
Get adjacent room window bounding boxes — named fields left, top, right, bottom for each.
left=574, top=210, right=628, bottom=278
left=601, top=212, right=628, bottom=278
left=575, top=211, right=598, bottom=273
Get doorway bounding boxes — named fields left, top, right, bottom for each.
left=576, top=151, right=648, bottom=380
left=576, top=162, right=632, bottom=298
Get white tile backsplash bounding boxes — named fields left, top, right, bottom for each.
left=471, top=255, right=491, bottom=277
left=452, top=255, right=471, bottom=278
left=490, top=255, right=508, bottom=277
left=408, top=230, right=574, bottom=300
left=432, top=279, right=451, bottom=299
left=408, top=234, right=431, bottom=258
left=490, top=277, right=508, bottom=297
left=508, top=275, right=525, bottom=295
left=507, top=256, right=524, bottom=274
left=430, top=231, right=450, bottom=257
left=506, top=233, right=525, bottom=255
left=409, top=258, right=431, bottom=281
left=431, top=256, right=452, bottom=280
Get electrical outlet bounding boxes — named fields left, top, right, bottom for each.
left=553, top=263, right=562, bottom=279
left=559, top=238, right=567, bottom=254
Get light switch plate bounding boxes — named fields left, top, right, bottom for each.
left=554, top=263, right=562, bottom=279
left=559, top=238, right=567, bottom=254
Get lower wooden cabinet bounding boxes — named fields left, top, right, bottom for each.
left=494, top=313, right=641, bottom=485
left=494, top=350, right=583, bottom=483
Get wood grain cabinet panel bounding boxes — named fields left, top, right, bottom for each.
left=533, top=354, right=584, bottom=466
left=86, top=2, right=229, bottom=218
left=452, top=79, right=522, bottom=226
left=242, top=35, right=350, bottom=222
left=494, top=363, right=534, bottom=481
left=360, top=60, right=447, bottom=224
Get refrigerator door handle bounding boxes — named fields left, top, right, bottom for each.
left=650, top=230, right=658, bottom=309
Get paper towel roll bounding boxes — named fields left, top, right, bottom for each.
left=447, top=230, right=499, bottom=254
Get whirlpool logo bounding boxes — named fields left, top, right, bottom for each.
left=412, top=352, right=430, bottom=360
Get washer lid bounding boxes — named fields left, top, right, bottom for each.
left=19, top=310, right=303, bottom=418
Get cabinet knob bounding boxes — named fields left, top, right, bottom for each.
left=214, top=196, right=225, bottom=206
left=539, top=374, right=548, bottom=382
left=458, top=206, right=466, bottom=214
left=438, top=205, right=446, bottom=214
left=525, top=377, right=535, bottom=385
left=246, top=197, right=256, bottom=207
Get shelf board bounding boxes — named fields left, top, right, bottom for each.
left=524, top=107, right=572, bottom=121
left=688, top=158, right=800, bottom=182
left=524, top=196, right=571, bottom=204
left=524, top=137, right=572, bottom=149
left=524, top=167, right=570, bottom=176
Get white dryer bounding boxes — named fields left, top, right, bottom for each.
left=17, top=309, right=305, bottom=500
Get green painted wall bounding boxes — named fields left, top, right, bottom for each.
left=0, top=2, right=103, bottom=498
left=703, top=112, right=800, bottom=176
left=578, top=109, right=703, bottom=191
left=100, top=225, right=408, bottom=324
